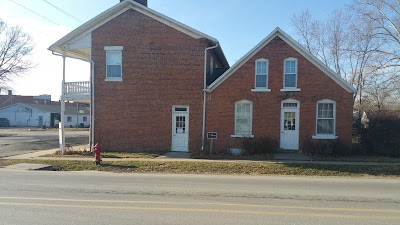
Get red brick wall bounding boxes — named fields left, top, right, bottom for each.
left=91, top=9, right=209, bottom=151
left=206, top=36, right=354, bottom=152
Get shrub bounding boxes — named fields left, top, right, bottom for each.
left=302, top=138, right=351, bottom=156
left=358, top=110, right=400, bottom=157
left=251, top=137, right=279, bottom=154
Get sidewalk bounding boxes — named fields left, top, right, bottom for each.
left=3, top=148, right=400, bottom=166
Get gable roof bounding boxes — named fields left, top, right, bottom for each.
left=206, top=27, right=356, bottom=93
left=0, top=103, right=90, bottom=115
left=48, top=0, right=229, bottom=67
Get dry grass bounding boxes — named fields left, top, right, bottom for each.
left=312, top=155, right=400, bottom=163
left=46, top=148, right=168, bottom=159
left=1, top=159, right=399, bottom=177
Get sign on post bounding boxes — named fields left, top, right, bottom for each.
left=207, top=132, right=217, bottom=154
left=207, top=132, right=217, bottom=139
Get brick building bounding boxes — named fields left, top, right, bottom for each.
left=49, top=0, right=355, bottom=153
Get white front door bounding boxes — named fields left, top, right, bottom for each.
left=171, top=107, right=189, bottom=152
left=280, top=101, right=300, bottom=150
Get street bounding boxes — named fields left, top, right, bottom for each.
left=0, top=128, right=89, bottom=157
left=0, top=170, right=399, bottom=225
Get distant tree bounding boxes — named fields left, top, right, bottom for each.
left=350, top=0, right=400, bottom=66
left=0, top=19, right=33, bottom=88
left=291, top=2, right=400, bottom=113
left=291, top=10, right=379, bottom=111
left=350, top=0, right=400, bottom=110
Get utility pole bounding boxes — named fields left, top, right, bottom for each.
left=76, top=103, right=79, bottom=128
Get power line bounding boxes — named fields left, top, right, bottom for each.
left=41, top=0, right=83, bottom=24
left=9, top=0, right=60, bottom=26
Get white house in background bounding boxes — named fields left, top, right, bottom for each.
left=0, top=103, right=90, bottom=128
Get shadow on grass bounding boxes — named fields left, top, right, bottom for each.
left=283, top=163, right=400, bottom=176
left=191, top=153, right=274, bottom=161
left=96, top=163, right=138, bottom=171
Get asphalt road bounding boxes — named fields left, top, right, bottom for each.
left=0, top=128, right=89, bottom=157
left=0, top=170, right=399, bottom=225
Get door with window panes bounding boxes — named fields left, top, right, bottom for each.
left=280, top=101, right=300, bottom=150
left=171, top=107, right=189, bottom=152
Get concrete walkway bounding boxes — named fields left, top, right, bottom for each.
left=2, top=148, right=400, bottom=166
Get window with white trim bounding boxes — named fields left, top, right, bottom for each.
left=234, top=100, right=252, bottom=136
left=316, top=100, right=336, bottom=136
left=106, top=51, right=122, bottom=78
left=284, top=58, right=297, bottom=88
left=67, top=116, right=72, bottom=122
left=255, top=59, right=268, bottom=89
left=104, top=46, right=123, bottom=80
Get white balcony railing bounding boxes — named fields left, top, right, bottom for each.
left=64, top=81, right=90, bottom=95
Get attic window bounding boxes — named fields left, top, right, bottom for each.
left=105, top=46, right=123, bottom=81
left=284, top=58, right=297, bottom=88
left=251, top=59, right=271, bottom=92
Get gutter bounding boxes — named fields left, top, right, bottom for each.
left=202, top=43, right=219, bottom=150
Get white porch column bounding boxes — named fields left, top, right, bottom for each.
left=59, top=51, right=66, bottom=155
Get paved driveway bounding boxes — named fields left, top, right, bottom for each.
left=0, top=128, right=89, bottom=158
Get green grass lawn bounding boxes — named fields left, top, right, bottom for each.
left=1, top=159, right=399, bottom=177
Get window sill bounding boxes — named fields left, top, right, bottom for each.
left=251, top=88, right=271, bottom=92
left=280, top=88, right=301, bottom=92
left=312, top=135, right=338, bottom=140
left=231, top=134, right=255, bottom=138
left=105, top=77, right=123, bottom=82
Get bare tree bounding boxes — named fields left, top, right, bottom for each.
left=0, top=19, right=33, bottom=88
left=350, top=0, right=400, bottom=64
left=291, top=10, right=354, bottom=79
left=292, top=5, right=399, bottom=113
left=349, top=0, right=400, bottom=110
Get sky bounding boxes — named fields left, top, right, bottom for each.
left=0, top=0, right=352, bottom=100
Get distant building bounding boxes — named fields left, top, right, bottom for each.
left=0, top=103, right=90, bottom=128
left=0, top=90, right=52, bottom=108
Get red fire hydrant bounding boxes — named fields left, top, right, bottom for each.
left=93, top=143, right=102, bottom=165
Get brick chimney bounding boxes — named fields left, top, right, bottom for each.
left=120, top=0, right=147, bottom=7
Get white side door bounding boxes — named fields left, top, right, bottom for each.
left=280, top=100, right=300, bottom=150
left=171, top=107, right=189, bottom=152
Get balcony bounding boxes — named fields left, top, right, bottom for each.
left=62, top=81, right=90, bottom=102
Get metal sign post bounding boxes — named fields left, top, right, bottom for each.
left=207, top=132, right=217, bottom=155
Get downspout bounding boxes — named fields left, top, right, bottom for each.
left=90, top=59, right=95, bottom=151
left=60, top=51, right=66, bottom=155
left=202, top=43, right=219, bottom=150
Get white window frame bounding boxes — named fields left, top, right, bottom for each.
left=105, top=46, right=123, bottom=81
left=252, top=58, right=271, bottom=92
left=231, top=100, right=254, bottom=138
left=281, top=58, right=301, bottom=92
left=67, top=116, right=72, bottom=122
left=313, top=99, right=338, bottom=139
